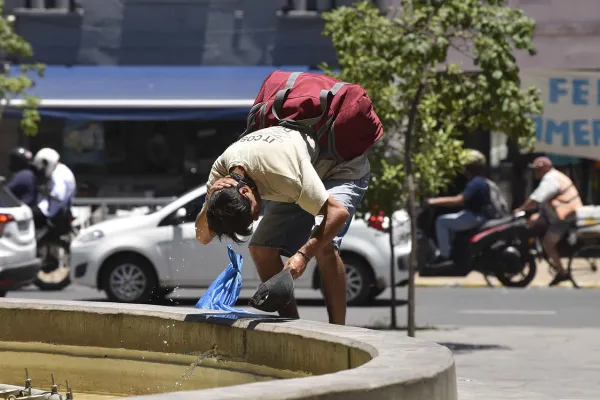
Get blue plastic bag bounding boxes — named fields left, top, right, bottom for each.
left=195, top=245, right=254, bottom=314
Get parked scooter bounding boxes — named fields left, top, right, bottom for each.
left=414, top=203, right=537, bottom=287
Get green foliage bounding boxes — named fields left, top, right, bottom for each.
left=322, top=0, right=543, bottom=212
left=0, top=1, right=44, bottom=136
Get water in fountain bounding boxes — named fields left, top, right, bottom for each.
left=173, top=348, right=218, bottom=390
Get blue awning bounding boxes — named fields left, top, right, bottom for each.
left=5, top=65, right=324, bottom=121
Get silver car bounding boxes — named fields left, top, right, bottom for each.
left=70, top=185, right=410, bottom=305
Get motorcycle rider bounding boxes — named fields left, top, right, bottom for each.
left=426, top=149, right=492, bottom=264
left=4, top=147, right=38, bottom=209
left=514, top=156, right=582, bottom=286
left=31, top=148, right=77, bottom=233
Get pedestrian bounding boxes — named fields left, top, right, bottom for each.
left=195, top=71, right=383, bottom=325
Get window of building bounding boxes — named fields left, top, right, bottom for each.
left=25, top=117, right=246, bottom=197
left=22, top=0, right=79, bottom=13
left=281, top=0, right=339, bottom=14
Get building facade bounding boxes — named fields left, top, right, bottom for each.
left=1, top=0, right=396, bottom=197
left=1, top=0, right=600, bottom=203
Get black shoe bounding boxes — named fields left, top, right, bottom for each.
left=548, top=272, right=571, bottom=287
left=429, top=254, right=452, bottom=268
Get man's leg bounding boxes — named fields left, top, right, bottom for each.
left=543, top=218, right=575, bottom=284
left=315, top=243, right=346, bottom=325
left=248, top=246, right=299, bottom=318
left=315, top=173, right=370, bottom=325
left=435, top=213, right=457, bottom=259
left=248, top=201, right=314, bottom=319
left=542, top=232, right=566, bottom=275
left=435, top=210, right=484, bottom=258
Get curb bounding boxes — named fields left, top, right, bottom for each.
left=414, top=281, right=600, bottom=289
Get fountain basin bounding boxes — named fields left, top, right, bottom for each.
left=0, top=299, right=457, bottom=400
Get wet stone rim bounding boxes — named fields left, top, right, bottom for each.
left=0, top=299, right=457, bottom=400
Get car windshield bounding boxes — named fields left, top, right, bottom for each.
left=0, top=184, right=21, bottom=208
left=144, top=184, right=205, bottom=216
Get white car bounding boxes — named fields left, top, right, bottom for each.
left=70, top=185, right=410, bottom=305
left=0, top=184, right=41, bottom=297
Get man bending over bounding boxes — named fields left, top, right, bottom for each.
left=195, top=126, right=369, bottom=325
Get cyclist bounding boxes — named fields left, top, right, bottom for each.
left=515, top=156, right=583, bottom=286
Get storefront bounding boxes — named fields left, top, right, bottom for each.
left=496, top=69, right=600, bottom=208
left=3, top=65, right=318, bottom=197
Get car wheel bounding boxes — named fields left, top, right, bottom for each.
left=345, top=258, right=375, bottom=306
left=0, top=290, right=6, bottom=297
left=318, top=256, right=374, bottom=306
left=101, top=254, right=157, bottom=303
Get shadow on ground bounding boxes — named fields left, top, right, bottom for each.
left=437, top=342, right=511, bottom=354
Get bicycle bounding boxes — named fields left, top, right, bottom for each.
left=529, top=219, right=600, bottom=288
left=482, top=211, right=600, bottom=288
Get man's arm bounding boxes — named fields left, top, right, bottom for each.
left=298, top=197, right=350, bottom=259
left=428, top=194, right=464, bottom=208
left=283, top=160, right=350, bottom=278
left=195, top=205, right=214, bottom=245
left=514, top=198, right=539, bottom=213
left=515, top=174, right=559, bottom=213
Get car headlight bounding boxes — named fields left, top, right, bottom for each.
left=76, top=229, right=105, bottom=243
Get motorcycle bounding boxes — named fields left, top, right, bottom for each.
left=33, top=207, right=80, bottom=291
left=414, top=204, right=537, bottom=287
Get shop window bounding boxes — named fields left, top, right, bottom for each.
left=23, top=0, right=78, bottom=12
left=280, top=0, right=338, bottom=14
left=26, top=117, right=246, bottom=197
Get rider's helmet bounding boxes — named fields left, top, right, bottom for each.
left=32, top=148, right=60, bottom=179
left=8, top=147, right=33, bottom=172
left=464, top=149, right=486, bottom=176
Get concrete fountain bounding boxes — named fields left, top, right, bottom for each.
left=0, top=299, right=457, bottom=400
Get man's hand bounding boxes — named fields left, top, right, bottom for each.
left=284, top=253, right=309, bottom=279
left=209, top=176, right=238, bottom=197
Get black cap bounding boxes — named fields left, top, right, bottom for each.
left=249, top=269, right=294, bottom=312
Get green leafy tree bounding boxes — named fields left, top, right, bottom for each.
left=322, top=0, right=543, bottom=334
left=0, top=1, right=44, bottom=136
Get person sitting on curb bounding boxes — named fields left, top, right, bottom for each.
left=514, top=156, right=582, bottom=286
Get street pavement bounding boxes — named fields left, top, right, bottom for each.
left=5, top=285, right=600, bottom=399
left=415, top=258, right=600, bottom=288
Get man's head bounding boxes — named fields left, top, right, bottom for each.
left=32, top=147, right=60, bottom=179
left=206, top=172, right=262, bottom=244
left=529, top=156, right=553, bottom=180
left=8, top=147, right=33, bottom=173
left=464, top=149, right=486, bottom=178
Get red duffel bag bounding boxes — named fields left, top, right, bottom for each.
left=241, top=70, right=384, bottom=162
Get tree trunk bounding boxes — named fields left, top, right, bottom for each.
left=406, top=175, right=417, bottom=337
left=388, top=201, right=397, bottom=329
left=404, top=83, right=425, bottom=338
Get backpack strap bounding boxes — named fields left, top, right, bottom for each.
left=272, top=74, right=348, bottom=133
left=272, top=72, right=303, bottom=121
left=239, top=102, right=264, bottom=139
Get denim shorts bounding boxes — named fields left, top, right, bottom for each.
left=248, top=173, right=370, bottom=257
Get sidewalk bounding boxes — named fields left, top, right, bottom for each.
left=414, top=259, right=600, bottom=288
left=416, top=326, right=600, bottom=399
